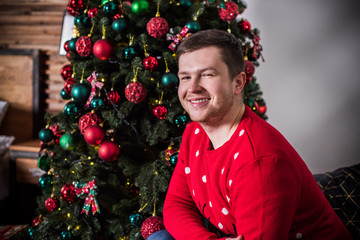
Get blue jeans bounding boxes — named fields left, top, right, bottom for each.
left=147, top=230, right=175, bottom=240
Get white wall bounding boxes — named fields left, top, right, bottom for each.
left=243, top=0, right=360, bottom=173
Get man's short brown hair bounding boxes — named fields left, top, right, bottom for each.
left=176, top=29, right=245, bottom=80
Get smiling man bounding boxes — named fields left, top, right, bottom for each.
left=152, top=29, right=352, bottom=240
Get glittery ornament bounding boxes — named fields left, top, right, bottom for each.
left=218, top=1, right=239, bottom=22
left=87, top=7, right=98, bottom=18
left=174, top=113, right=189, bottom=127
left=143, top=56, right=158, bottom=71
left=257, top=104, right=267, bottom=115
left=67, top=0, right=85, bottom=16
left=146, top=17, right=169, bottom=38
left=49, top=124, right=63, bottom=145
left=76, top=36, right=92, bottom=57
left=153, top=105, right=168, bottom=120
left=64, top=77, right=75, bottom=95
left=244, top=60, right=255, bottom=83
left=45, top=197, right=60, bottom=212
left=107, top=90, right=121, bottom=104
left=125, top=82, right=147, bottom=104
left=38, top=174, right=52, bottom=190
left=84, top=125, right=105, bottom=146
left=129, top=213, right=144, bottom=227
left=141, top=216, right=165, bottom=239
left=60, top=183, right=77, bottom=203
left=238, top=19, right=251, bottom=35
left=64, top=40, right=71, bottom=52
left=61, top=64, right=72, bottom=80
left=98, top=141, right=120, bottom=162
left=78, top=112, right=103, bottom=134
left=63, top=101, right=80, bottom=119
left=61, top=231, right=72, bottom=240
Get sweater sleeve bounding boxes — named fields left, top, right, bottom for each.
left=163, top=151, right=220, bottom=240
left=230, top=155, right=299, bottom=240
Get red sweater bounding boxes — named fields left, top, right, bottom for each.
left=164, top=106, right=351, bottom=240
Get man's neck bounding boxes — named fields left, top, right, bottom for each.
left=200, top=104, right=245, bottom=150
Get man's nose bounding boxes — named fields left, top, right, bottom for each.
left=188, top=77, right=202, bottom=92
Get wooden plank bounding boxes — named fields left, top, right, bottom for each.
left=10, top=139, right=41, bottom=152
left=0, top=34, right=60, bottom=45
left=1, top=44, right=59, bottom=51
left=0, top=25, right=62, bottom=35
left=15, top=158, right=40, bottom=184
left=0, top=14, right=63, bottom=25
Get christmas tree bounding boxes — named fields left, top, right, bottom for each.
left=29, top=0, right=267, bottom=239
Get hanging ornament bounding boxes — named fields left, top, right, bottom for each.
left=64, top=40, right=71, bottom=52
left=87, top=7, right=98, bottom=18
left=64, top=77, right=75, bottom=95
left=74, top=180, right=100, bottom=215
left=61, top=88, right=71, bottom=100
left=67, top=0, right=85, bottom=16
left=131, top=0, right=149, bottom=16
left=71, top=83, right=91, bottom=103
left=257, top=104, right=267, bottom=115
left=174, top=113, right=189, bottom=127
left=153, top=104, right=168, bottom=120
left=170, top=152, right=178, bottom=166
left=45, top=196, right=60, bottom=212
left=79, top=111, right=103, bottom=134
left=60, top=183, right=77, bottom=203
left=98, top=141, right=120, bottom=162
left=107, top=90, right=121, bottom=104
left=61, top=64, right=72, bottom=81
left=37, top=155, right=50, bottom=171
left=129, top=213, right=144, bottom=227
left=28, top=226, right=38, bottom=238
left=85, top=71, right=104, bottom=107
left=245, top=96, right=256, bottom=111
left=49, top=123, right=63, bottom=145
left=104, top=1, right=119, bottom=15
left=60, top=133, right=76, bottom=151
left=76, top=36, right=92, bottom=57
left=125, top=67, right=147, bottom=104
left=32, top=215, right=42, bottom=226
left=74, top=14, right=89, bottom=27
left=166, top=26, right=191, bottom=51
left=161, top=58, right=179, bottom=88
left=164, top=144, right=178, bottom=161
left=63, top=101, right=80, bottom=118
left=90, top=97, right=105, bottom=109
left=238, top=19, right=251, bottom=35
left=112, top=18, right=128, bottom=33
left=39, top=128, right=54, bottom=143
left=185, top=20, right=200, bottom=33
left=141, top=216, right=165, bottom=240
left=61, top=231, right=72, bottom=240
left=93, top=39, right=113, bottom=60
left=124, top=37, right=136, bottom=60
left=68, top=37, right=78, bottom=52
left=147, top=17, right=168, bottom=38
left=179, top=0, right=192, bottom=7
left=218, top=1, right=239, bottom=22
left=244, top=60, right=255, bottom=83
left=84, top=125, right=105, bottom=146
left=38, top=174, right=52, bottom=190
left=143, top=55, right=158, bottom=71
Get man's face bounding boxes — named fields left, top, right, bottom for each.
left=177, top=46, right=241, bottom=125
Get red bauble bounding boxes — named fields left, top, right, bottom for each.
left=60, top=183, right=77, bottom=203
left=93, top=39, right=113, bottom=60
left=66, top=52, right=71, bottom=60
left=87, top=7, right=98, bottom=18
left=98, top=141, right=120, bottom=162
left=45, top=197, right=60, bottom=212
left=78, top=112, right=103, bottom=134
left=32, top=216, right=42, bottom=226
left=67, top=0, right=85, bottom=16
left=64, top=77, right=75, bottom=95
left=141, top=216, right=165, bottom=239
left=61, top=64, right=72, bottom=80
left=244, top=60, right=255, bottom=83
left=238, top=19, right=251, bottom=35
left=218, top=1, right=239, bottom=22
left=146, top=17, right=169, bottom=38
left=143, top=56, right=158, bottom=71
left=107, top=91, right=121, bottom=104
left=125, top=82, right=147, bottom=104
left=257, top=104, right=267, bottom=115
left=76, top=36, right=92, bottom=57
left=64, top=40, right=71, bottom=52
left=84, top=125, right=105, bottom=146
left=152, top=105, right=168, bottom=120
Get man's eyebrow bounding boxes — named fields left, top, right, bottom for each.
left=178, top=67, right=218, bottom=75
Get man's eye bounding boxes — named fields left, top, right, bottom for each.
left=202, top=73, right=213, bottom=77
left=181, top=76, right=191, bottom=80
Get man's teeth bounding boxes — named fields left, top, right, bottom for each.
left=190, top=99, right=209, bottom=103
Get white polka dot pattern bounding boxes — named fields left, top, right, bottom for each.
left=185, top=167, right=191, bottom=174
left=229, top=180, right=232, bottom=187
left=209, top=201, right=213, bottom=207
left=222, top=208, right=229, bottom=215
left=239, top=129, right=245, bottom=136
left=226, top=195, right=230, bottom=202
left=202, top=175, right=207, bottom=183
left=195, top=128, right=200, bottom=134
left=218, top=223, right=223, bottom=229
left=221, top=168, right=225, bottom=174
left=234, top=152, right=239, bottom=160
left=196, top=150, right=199, bottom=157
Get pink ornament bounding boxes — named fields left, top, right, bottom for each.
left=146, top=17, right=169, bottom=38
left=141, top=216, right=165, bottom=239
left=76, top=36, right=92, bottom=57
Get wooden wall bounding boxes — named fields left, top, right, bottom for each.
left=0, top=0, right=69, bottom=114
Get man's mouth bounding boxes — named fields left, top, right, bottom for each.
left=188, top=98, right=211, bottom=104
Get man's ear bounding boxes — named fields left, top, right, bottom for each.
left=233, top=72, right=246, bottom=96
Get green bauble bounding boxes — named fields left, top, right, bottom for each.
left=68, top=38, right=78, bottom=52
left=101, top=0, right=110, bottom=4
left=71, top=83, right=90, bottom=103
left=60, top=88, right=71, bottom=100
left=246, top=96, right=256, bottom=110
left=174, top=113, right=189, bottom=127
left=28, top=226, right=38, bottom=238
left=131, top=0, right=149, bottom=16
left=60, top=133, right=76, bottom=151
left=90, top=97, right=105, bottom=110
left=38, top=174, right=52, bottom=190
left=161, top=72, right=179, bottom=88
left=180, top=0, right=192, bottom=7
left=112, top=18, right=128, bottom=33
left=170, top=152, right=178, bottom=167
left=74, top=14, right=89, bottom=26
left=63, top=101, right=80, bottom=119
left=61, top=231, right=72, bottom=240
left=185, top=20, right=201, bottom=33
left=129, top=213, right=144, bottom=227
left=124, top=46, right=136, bottom=60
left=39, top=128, right=54, bottom=143
left=38, top=155, right=50, bottom=171
left=104, top=1, right=118, bottom=15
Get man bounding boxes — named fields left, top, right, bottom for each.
left=152, top=29, right=351, bottom=239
